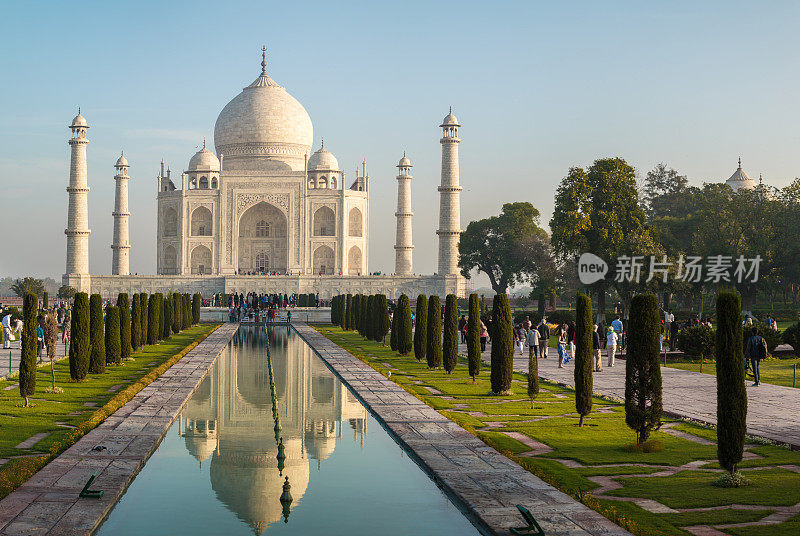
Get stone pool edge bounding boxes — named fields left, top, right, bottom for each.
left=0, top=323, right=239, bottom=536
left=294, top=323, right=632, bottom=536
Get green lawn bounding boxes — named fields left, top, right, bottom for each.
left=315, top=325, right=800, bottom=536
left=667, top=357, right=799, bottom=388
left=0, top=323, right=217, bottom=459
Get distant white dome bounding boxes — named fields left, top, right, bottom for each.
left=214, top=52, right=312, bottom=169
left=189, top=143, right=220, bottom=172
left=726, top=158, right=756, bottom=191
left=307, top=144, right=339, bottom=171
left=70, top=111, right=88, bottom=128
left=115, top=153, right=128, bottom=167
left=440, top=109, right=459, bottom=127
left=397, top=154, right=412, bottom=168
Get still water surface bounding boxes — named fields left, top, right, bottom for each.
left=95, top=325, right=479, bottom=535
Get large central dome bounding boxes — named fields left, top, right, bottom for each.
left=214, top=52, right=313, bottom=170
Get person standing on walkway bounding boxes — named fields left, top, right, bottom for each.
left=611, top=315, right=624, bottom=349
left=592, top=324, right=602, bottom=372
left=2, top=311, right=11, bottom=349
left=606, top=326, right=618, bottom=367
left=537, top=319, right=549, bottom=359
left=514, top=323, right=526, bottom=355
left=745, top=326, right=767, bottom=386
left=526, top=325, right=539, bottom=359
left=458, top=315, right=467, bottom=344
left=556, top=323, right=568, bottom=368
left=567, top=321, right=576, bottom=360
left=36, top=315, right=44, bottom=363
left=479, top=321, right=488, bottom=352
left=663, top=309, right=674, bottom=346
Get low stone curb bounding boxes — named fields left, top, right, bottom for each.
left=296, top=324, right=633, bottom=536
left=0, top=323, right=238, bottom=536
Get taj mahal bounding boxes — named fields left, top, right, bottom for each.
left=63, top=49, right=465, bottom=299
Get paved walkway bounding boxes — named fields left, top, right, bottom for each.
left=459, top=341, right=800, bottom=449
left=297, top=323, right=632, bottom=536
left=0, top=340, right=68, bottom=380
left=0, top=323, right=238, bottom=536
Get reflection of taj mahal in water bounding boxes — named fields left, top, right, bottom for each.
left=177, top=327, right=366, bottom=534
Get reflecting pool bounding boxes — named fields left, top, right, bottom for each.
left=95, top=325, right=480, bottom=535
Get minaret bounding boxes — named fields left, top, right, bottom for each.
left=394, top=153, right=414, bottom=275
left=111, top=152, right=131, bottom=275
left=437, top=108, right=462, bottom=276
left=64, top=109, right=91, bottom=290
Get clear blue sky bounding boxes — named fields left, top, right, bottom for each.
left=1, top=1, right=798, bottom=284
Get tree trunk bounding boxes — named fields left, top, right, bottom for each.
left=579, top=414, right=584, bottom=427
left=596, top=284, right=606, bottom=324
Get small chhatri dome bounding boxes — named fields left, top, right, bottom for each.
left=726, top=157, right=756, bottom=191
left=189, top=141, right=221, bottom=171
left=307, top=142, right=339, bottom=171
left=397, top=153, right=412, bottom=168
left=70, top=108, right=88, bottom=128
left=115, top=152, right=129, bottom=168
left=440, top=107, right=459, bottom=127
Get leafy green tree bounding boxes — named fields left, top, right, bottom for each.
left=426, top=295, right=442, bottom=369
left=89, top=294, right=106, bottom=374
left=11, top=277, right=45, bottom=298
left=490, top=294, right=513, bottom=395
left=414, top=294, right=427, bottom=362
left=642, top=163, right=690, bottom=219
left=574, top=294, right=593, bottom=426
left=625, top=293, right=663, bottom=444
left=442, top=295, right=458, bottom=373
left=42, top=292, right=49, bottom=310
left=117, top=293, right=131, bottom=360
left=459, top=202, right=553, bottom=294
left=467, top=293, right=481, bottom=382
left=131, top=293, right=141, bottom=350
left=550, top=157, right=660, bottom=319
left=105, top=305, right=121, bottom=365
left=18, top=292, right=37, bottom=406
left=148, top=294, right=158, bottom=345
left=57, top=285, right=77, bottom=300
left=69, top=293, right=90, bottom=380
left=396, top=294, right=413, bottom=355
left=192, top=293, right=201, bottom=325
left=716, top=289, right=747, bottom=475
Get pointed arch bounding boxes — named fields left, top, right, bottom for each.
left=313, top=245, right=335, bottom=275
left=348, top=246, right=362, bottom=275
left=348, top=207, right=362, bottom=237
left=191, top=245, right=212, bottom=275
left=191, top=206, right=213, bottom=236
left=163, top=207, right=178, bottom=237
left=313, top=206, right=335, bottom=236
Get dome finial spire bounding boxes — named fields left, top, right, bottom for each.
left=738, top=156, right=742, bottom=168
left=261, top=45, right=267, bottom=74
left=202, top=138, right=206, bottom=149
left=321, top=137, right=324, bottom=148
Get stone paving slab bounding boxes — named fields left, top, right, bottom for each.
left=14, top=433, right=51, bottom=450
left=463, top=341, right=800, bottom=449
left=296, top=323, right=632, bottom=536
left=0, top=323, right=238, bottom=536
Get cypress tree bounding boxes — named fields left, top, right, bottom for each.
left=352, top=295, right=360, bottom=333
left=148, top=294, right=158, bottom=345
left=89, top=294, right=105, bottom=374
left=19, top=292, right=37, bottom=406
left=426, top=295, right=442, bottom=369
left=131, top=293, right=141, bottom=350
left=467, top=293, right=481, bottom=382
left=332, top=295, right=339, bottom=326
left=490, top=293, right=513, bottom=395
left=365, top=295, right=375, bottom=339
left=414, top=294, right=427, bottom=362
left=624, top=293, right=663, bottom=444
left=117, top=293, right=131, bottom=360
left=360, top=295, right=369, bottom=337
left=184, top=294, right=191, bottom=329
left=344, top=294, right=352, bottom=330
left=105, top=305, right=121, bottom=365
left=396, top=294, right=413, bottom=355
left=140, top=293, right=148, bottom=344
left=716, top=289, right=747, bottom=475
left=156, top=293, right=165, bottom=340
left=575, top=293, right=593, bottom=426
left=390, top=306, right=398, bottom=351
left=376, top=295, right=390, bottom=342
left=163, top=296, right=173, bottom=339
left=42, top=292, right=48, bottom=310
left=442, top=294, right=458, bottom=374
left=69, top=292, right=90, bottom=381
left=192, top=293, right=201, bottom=325
left=172, top=293, right=181, bottom=334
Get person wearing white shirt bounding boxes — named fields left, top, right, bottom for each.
left=2, top=313, right=11, bottom=349
left=606, top=327, right=619, bottom=367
